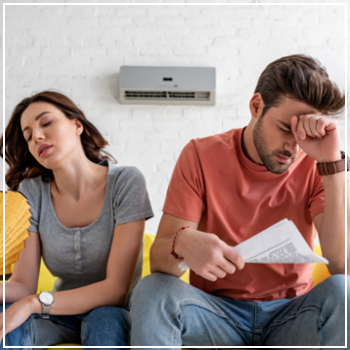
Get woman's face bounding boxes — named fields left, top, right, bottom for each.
left=20, top=101, right=84, bottom=169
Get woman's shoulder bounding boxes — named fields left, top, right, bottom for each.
left=108, top=162, right=146, bottom=183
left=108, top=162, right=149, bottom=200
left=107, top=162, right=153, bottom=224
left=18, top=176, right=44, bottom=197
left=17, top=177, right=44, bottom=222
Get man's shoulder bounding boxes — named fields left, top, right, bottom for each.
left=191, top=128, right=242, bottom=153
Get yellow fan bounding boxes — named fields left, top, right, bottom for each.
left=0, top=191, right=32, bottom=275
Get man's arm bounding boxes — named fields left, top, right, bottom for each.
left=291, top=114, right=348, bottom=275
left=150, top=213, right=245, bottom=281
left=314, top=178, right=350, bottom=275
left=313, top=178, right=348, bottom=275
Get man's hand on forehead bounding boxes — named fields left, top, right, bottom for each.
left=294, top=114, right=337, bottom=140
left=291, top=114, right=341, bottom=163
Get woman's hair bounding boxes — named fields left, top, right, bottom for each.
left=1, top=90, right=116, bottom=190
left=254, top=54, right=345, bottom=117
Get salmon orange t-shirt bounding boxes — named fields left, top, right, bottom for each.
left=163, top=128, right=325, bottom=301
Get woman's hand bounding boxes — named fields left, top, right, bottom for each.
left=0, top=295, right=40, bottom=341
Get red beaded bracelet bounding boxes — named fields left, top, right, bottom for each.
left=170, top=226, right=189, bottom=259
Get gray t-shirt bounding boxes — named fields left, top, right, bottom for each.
left=18, top=160, right=154, bottom=302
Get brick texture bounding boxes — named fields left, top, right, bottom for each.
left=4, top=3, right=346, bottom=233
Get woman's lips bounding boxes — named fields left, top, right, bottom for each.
left=39, top=145, right=53, bottom=158
left=276, top=154, right=291, bottom=164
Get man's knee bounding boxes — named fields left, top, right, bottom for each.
left=318, top=274, right=347, bottom=297
left=131, top=273, right=189, bottom=313
left=133, top=273, right=184, bottom=298
left=315, top=274, right=348, bottom=316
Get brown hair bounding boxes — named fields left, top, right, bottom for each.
left=1, top=90, right=116, bottom=190
left=254, top=54, right=345, bottom=117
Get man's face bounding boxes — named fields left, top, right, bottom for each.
left=252, top=97, right=318, bottom=174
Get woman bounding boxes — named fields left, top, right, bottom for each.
left=0, top=91, right=153, bottom=348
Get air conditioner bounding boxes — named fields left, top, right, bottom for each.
left=118, top=66, right=215, bottom=106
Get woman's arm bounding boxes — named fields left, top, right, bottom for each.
left=0, top=219, right=145, bottom=338
left=1, top=231, right=41, bottom=303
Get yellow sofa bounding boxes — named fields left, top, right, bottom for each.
left=36, top=234, right=329, bottom=348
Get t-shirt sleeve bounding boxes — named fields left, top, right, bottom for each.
left=308, top=171, right=325, bottom=219
left=17, top=178, right=41, bottom=233
left=163, top=140, right=206, bottom=222
left=112, top=167, right=154, bottom=226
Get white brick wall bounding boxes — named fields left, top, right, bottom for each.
left=4, top=3, right=346, bottom=234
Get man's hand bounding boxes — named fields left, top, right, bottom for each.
left=175, top=228, right=245, bottom=282
left=291, top=114, right=341, bottom=162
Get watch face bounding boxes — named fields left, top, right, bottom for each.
left=40, top=291, right=54, bottom=305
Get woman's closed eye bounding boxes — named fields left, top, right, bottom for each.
left=42, top=121, right=52, bottom=127
left=25, top=121, right=52, bottom=142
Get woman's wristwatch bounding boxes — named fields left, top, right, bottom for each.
left=38, top=291, right=55, bottom=319
left=316, top=151, right=350, bottom=176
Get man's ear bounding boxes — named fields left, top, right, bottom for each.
left=249, top=93, right=265, bottom=120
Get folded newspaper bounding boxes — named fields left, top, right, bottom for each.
left=178, top=219, right=328, bottom=271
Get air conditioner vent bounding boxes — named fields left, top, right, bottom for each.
left=124, top=91, right=210, bottom=101
left=119, top=66, right=216, bottom=106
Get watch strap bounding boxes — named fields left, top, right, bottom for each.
left=316, top=151, right=349, bottom=176
left=41, top=304, right=51, bottom=319
left=39, top=291, right=54, bottom=319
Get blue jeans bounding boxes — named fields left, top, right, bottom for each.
left=0, top=305, right=130, bottom=349
left=130, top=273, right=348, bottom=348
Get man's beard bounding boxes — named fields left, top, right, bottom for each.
left=252, top=118, right=296, bottom=174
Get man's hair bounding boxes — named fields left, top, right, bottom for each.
left=254, top=54, right=344, bottom=117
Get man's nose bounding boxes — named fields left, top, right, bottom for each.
left=284, top=137, right=299, bottom=155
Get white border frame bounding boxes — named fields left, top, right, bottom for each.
left=2, top=2, right=347, bottom=348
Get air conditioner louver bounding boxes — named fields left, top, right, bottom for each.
left=124, top=91, right=211, bottom=101
left=118, top=66, right=215, bottom=106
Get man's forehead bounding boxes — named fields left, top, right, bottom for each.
left=274, top=105, right=319, bottom=126
left=273, top=96, right=319, bottom=114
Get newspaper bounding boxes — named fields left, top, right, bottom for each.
left=178, top=218, right=328, bottom=271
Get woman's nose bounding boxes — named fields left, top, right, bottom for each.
left=32, top=129, right=45, bottom=143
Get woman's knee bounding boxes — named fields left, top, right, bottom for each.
left=81, top=306, right=130, bottom=346
left=84, top=306, right=129, bottom=326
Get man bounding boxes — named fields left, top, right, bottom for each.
left=130, top=54, right=348, bottom=347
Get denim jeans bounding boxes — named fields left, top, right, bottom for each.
left=0, top=304, right=130, bottom=350
left=130, top=273, right=348, bottom=348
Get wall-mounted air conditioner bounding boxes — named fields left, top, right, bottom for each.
left=118, top=66, right=215, bottom=106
